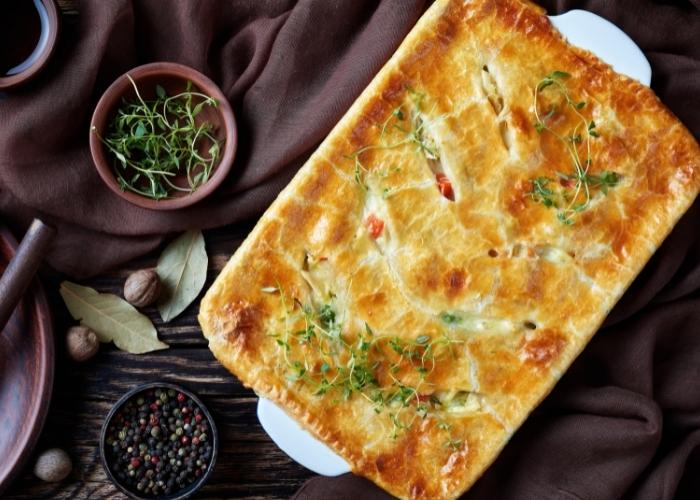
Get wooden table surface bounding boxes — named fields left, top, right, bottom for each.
left=4, top=224, right=316, bottom=499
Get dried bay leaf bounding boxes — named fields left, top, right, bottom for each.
left=60, top=281, right=168, bottom=354
left=156, top=230, right=208, bottom=322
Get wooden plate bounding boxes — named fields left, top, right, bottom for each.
left=0, top=226, right=54, bottom=494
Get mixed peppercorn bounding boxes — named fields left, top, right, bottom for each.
left=104, top=387, right=214, bottom=497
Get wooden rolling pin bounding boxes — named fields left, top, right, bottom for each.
left=0, top=219, right=55, bottom=333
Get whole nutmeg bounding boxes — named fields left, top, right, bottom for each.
left=66, top=326, right=99, bottom=362
left=34, top=448, right=72, bottom=482
left=124, top=269, right=161, bottom=308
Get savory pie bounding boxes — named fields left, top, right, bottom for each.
left=199, top=0, right=700, bottom=497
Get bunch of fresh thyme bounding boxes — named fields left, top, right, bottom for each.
left=530, top=70, right=620, bottom=224
left=93, top=76, right=222, bottom=200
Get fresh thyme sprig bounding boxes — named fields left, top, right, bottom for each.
left=93, top=76, right=223, bottom=200
left=266, top=286, right=465, bottom=441
left=530, top=71, right=620, bottom=224
left=347, top=88, right=439, bottom=191
left=437, top=421, right=463, bottom=451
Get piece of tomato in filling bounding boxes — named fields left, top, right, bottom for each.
left=364, top=214, right=384, bottom=238
left=559, top=177, right=575, bottom=188
left=435, top=172, right=454, bottom=200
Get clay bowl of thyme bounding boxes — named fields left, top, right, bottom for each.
left=100, top=382, right=218, bottom=499
left=89, top=62, right=237, bottom=210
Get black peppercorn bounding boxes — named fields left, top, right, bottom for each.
left=104, top=388, right=214, bottom=497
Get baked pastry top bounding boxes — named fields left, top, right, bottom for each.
left=199, top=0, right=700, bottom=498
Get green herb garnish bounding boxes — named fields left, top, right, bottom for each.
left=440, top=312, right=462, bottom=324
left=269, top=288, right=464, bottom=440
left=530, top=176, right=557, bottom=208
left=347, top=88, right=440, bottom=192
left=530, top=71, right=620, bottom=224
left=93, top=76, right=223, bottom=200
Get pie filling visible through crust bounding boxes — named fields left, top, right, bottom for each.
left=198, top=0, right=700, bottom=498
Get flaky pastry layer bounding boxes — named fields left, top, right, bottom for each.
left=199, top=0, right=700, bottom=498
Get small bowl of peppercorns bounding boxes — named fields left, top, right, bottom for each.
left=100, top=382, right=218, bottom=499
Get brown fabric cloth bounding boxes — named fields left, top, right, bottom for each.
left=0, top=0, right=427, bottom=277
left=290, top=1, right=700, bottom=500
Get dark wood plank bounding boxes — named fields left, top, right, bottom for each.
left=55, top=347, right=248, bottom=399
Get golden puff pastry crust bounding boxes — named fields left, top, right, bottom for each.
left=199, top=0, right=700, bottom=498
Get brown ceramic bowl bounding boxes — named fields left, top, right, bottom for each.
left=0, top=0, right=60, bottom=91
left=89, top=62, right=237, bottom=210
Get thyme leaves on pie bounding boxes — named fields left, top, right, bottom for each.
left=530, top=71, right=620, bottom=224
left=440, top=312, right=462, bottom=324
left=348, top=88, right=439, bottom=192
left=266, top=287, right=465, bottom=442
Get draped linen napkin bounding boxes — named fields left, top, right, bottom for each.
left=0, top=1, right=698, bottom=499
